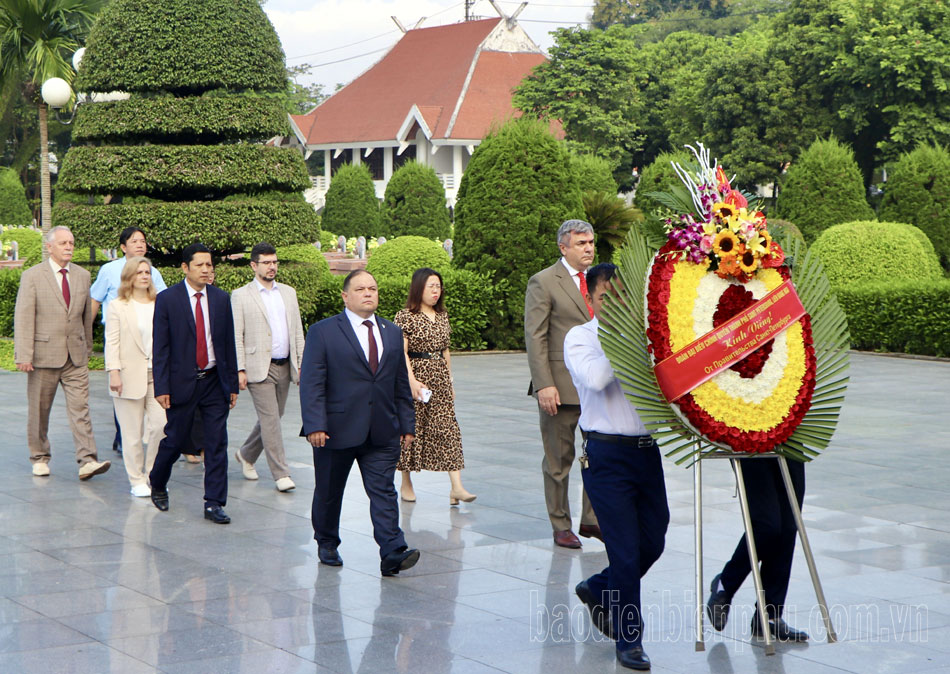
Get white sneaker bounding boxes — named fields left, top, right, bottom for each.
left=235, top=450, right=259, bottom=480
left=78, top=460, right=111, bottom=481
left=32, top=463, right=50, bottom=477
left=275, top=477, right=295, bottom=492
left=130, top=484, right=151, bottom=498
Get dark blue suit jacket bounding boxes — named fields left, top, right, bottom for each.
left=300, top=312, right=414, bottom=450
left=152, top=281, right=239, bottom=403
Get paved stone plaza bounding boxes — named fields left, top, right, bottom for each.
left=0, top=351, right=948, bottom=673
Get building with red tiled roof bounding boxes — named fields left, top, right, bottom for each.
left=288, top=15, right=548, bottom=209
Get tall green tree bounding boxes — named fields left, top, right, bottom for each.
left=514, top=25, right=645, bottom=191
left=0, top=0, right=104, bottom=237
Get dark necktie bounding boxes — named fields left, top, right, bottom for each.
left=363, top=319, right=378, bottom=374
left=195, top=292, right=209, bottom=370
left=578, top=271, right=593, bottom=319
left=59, top=268, right=70, bottom=309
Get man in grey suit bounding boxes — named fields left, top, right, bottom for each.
left=524, top=219, right=600, bottom=548
left=14, top=226, right=111, bottom=480
left=231, top=242, right=306, bottom=492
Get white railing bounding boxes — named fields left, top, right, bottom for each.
left=437, top=173, right=456, bottom=190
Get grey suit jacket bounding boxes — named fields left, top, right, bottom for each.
left=231, top=280, right=305, bottom=383
left=524, top=260, right=591, bottom=406
left=14, top=261, right=93, bottom=368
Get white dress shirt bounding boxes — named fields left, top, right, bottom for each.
left=564, top=317, right=649, bottom=437
left=255, top=279, right=289, bottom=359
left=185, top=279, right=216, bottom=368
left=48, top=258, right=71, bottom=289
left=561, top=257, right=585, bottom=291
left=344, top=308, right=384, bottom=364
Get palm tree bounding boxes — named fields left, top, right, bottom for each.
left=0, top=0, right=103, bottom=240
left=582, top=190, right=646, bottom=263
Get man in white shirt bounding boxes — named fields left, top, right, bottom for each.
left=231, top=242, right=305, bottom=492
left=564, top=263, right=670, bottom=671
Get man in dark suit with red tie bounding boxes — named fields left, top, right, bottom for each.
left=149, top=243, right=239, bottom=523
left=299, top=270, right=419, bottom=576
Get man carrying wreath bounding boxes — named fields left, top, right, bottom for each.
left=564, top=263, right=670, bottom=671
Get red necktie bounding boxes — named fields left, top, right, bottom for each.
left=59, top=268, right=70, bottom=309
left=195, top=292, right=209, bottom=370
left=363, top=320, right=378, bottom=374
left=578, top=272, right=593, bottom=319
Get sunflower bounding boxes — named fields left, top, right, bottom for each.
left=739, top=247, right=758, bottom=274
left=713, top=229, right=740, bottom=256
left=712, top=201, right=736, bottom=220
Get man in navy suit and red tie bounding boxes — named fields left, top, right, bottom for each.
left=149, top=243, right=239, bottom=523
left=299, top=270, right=420, bottom=576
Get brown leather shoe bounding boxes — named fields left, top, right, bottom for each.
left=578, top=524, right=603, bottom=542
left=553, top=529, right=582, bottom=548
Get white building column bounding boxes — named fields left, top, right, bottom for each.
left=453, top=145, right=463, bottom=184
left=352, top=148, right=361, bottom=166
left=416, top=129, right=428, bottom=166
left=384, top=147, right=394, bottom=181
left=324, top=150, right=331, bottom=179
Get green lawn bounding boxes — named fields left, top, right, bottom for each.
left=0, top=339, right=104, bottom=371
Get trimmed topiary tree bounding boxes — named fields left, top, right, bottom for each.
left=322, top=164, right=380, bottom=239
left=571, top=153, right=618, bottom=195
left=454, top=117, right=584, bottom=349
left=810, top=221, right=942, bottom=290
left=380, top=161, right=450, bottom=240
left=633, top=149, right=692, bottom=215
left=775, top=138, right=875, bottom=244
left=365, top=235, right=450, bottom=279
left=0, top=169, right=32, bottom=225
left=766, top=218, right=806, bottom=247
left=879, top=144, right=950, bottom=268
left=53, top=0, right=318, bottom=261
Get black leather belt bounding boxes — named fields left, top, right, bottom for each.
left=408, top=351, right=443, bottom=359
left=583, top=431, right=654, bottom=449
left=195, top=366, right=217, bottom=380
left=271, top=357, right=289, bottom=365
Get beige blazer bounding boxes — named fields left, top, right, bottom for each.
left=104, top=298, right=153, bottom=400
left=231, top=280, right=305, bottom=383
left=524, top=260, right=591, bottom=406
left=14, top=261, right=94, bottom=368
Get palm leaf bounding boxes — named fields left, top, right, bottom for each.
left=599, top=225, right=850, bottom=467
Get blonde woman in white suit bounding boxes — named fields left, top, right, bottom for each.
left=105, top=256, right=166, bottom=497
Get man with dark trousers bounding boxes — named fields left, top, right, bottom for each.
left=149, top=243, right=239, bottom=523
left=564, top=263, right=669, bottom=671
left=705, top=460, right=809, bottom=641
left=299, top=270, right=420, bottom=577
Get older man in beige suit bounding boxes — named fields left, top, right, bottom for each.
left=231, top=242, right=306, bottom=492
left=14, top=226, right=110, bottom=479
left=525, top=219, right=600, bottom=548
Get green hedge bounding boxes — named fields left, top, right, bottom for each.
left=275, top=243, right=331, bottom=275
left=879, top=144, right=950, bottom=269
left=57, top=145, right=310, bottom=196
left=0, top=169, right=32, bottom=225
left=322, top=164, right=380, bottom=238
left=0, top=268, right=23, bottom=337
left=365, top=236, right=450, bottom=278
left=54, top=201, right=320, bottom=252
left=838, top=280, right=950, bottom=357
left=73, top=96, right=290, bottom=144
left=380, top=162, right=451, bottom=239
left=76, top=0, right=286, bottom=95
left=571, top=153, right=618, bottom=195
left=0, top=228, right=43, bottom=265
left=775, top=137, right=875, bottom=243
left=810, top=220, right=943, bottom=290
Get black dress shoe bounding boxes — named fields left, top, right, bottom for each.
left=204, top=505, right=231, bottom=524
left=616, top=646, right=651, bottom=670
left=380, top=546, right=420, bottom=576
left=574, top=580, right=616, bottom=640
left=150, top=489, right=169, bottom=512
left=318, top=545, right=343, bottom=566
left=706, top=573, right=732, bottom=631
left=751, top=615, right=809, bottom=642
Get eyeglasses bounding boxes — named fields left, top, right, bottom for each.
left=256, top=260, right=279, bottom=266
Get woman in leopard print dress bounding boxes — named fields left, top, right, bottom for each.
left=394, top=268, right=475, bottom=506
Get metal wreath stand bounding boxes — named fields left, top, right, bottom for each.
left=691, top=444, right=837, bottom=655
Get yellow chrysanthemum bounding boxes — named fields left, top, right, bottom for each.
left=713, top=229, right=740, bottom=257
